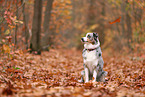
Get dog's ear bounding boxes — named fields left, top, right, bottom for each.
left=93, top=32, right=98, bottom=37
left=93, top=32, right=98, bottom=42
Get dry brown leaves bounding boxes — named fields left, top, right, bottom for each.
left=0, top=49, right=145, bottom=97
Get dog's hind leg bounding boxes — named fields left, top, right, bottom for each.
left=97, top=70, right=107, bottom=82
left=78, top=70, right=85, bottom=83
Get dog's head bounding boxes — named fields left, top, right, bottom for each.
left=81, top=32, right=98, bottom=44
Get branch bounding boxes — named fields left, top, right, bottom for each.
left=14, top=0, right=25, bottom=14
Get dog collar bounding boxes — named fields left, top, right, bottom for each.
left=85, top=46, right=99, bottom=51
left=86, top=48, right=97, bottom=51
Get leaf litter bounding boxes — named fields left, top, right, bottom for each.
left=0, top=49, right=145, bottom=97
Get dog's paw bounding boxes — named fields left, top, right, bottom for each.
left=78, top=79, right=83, bottom=83
left=85, top=80, right=89, bottom=83
left=92, top=80, right=96, bottom=82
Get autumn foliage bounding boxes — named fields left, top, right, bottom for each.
left=0, top=49, right=145, bottom=96
left=0, top=0, right=145, bottom=96
left=109, top=17, right=121, bottom=24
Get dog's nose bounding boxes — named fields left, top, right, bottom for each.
left=81, top=38, right=84, bottom=42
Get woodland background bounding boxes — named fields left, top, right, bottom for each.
left=0, top=0, right=145, bottom=97
left=0, top=0, right=145, bottom=52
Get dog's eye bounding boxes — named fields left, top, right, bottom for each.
left=87, top=35, right=91, bottom=39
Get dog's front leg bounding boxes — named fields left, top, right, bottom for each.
left=85, top=67, right=89, bottom=83
left=92, top=61, right=99, bottom=82
left=92, top=69, right=97, bottom=82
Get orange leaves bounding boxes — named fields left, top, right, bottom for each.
left=2, top=44, right=10, bottom=53
left=74, top=87, right=84, bottom=93
left=2, top=81, right=14, bottom=95
left=8, top=25, right=15, bottom=29
left=128, top=0, right=145, bottom=10
left=0, top=0, right=4, bottom=4
left=1, top=27, right=5, bottom=32
left=5, top=68, right=23, bottom=74
left=4, top=11, right=23, bottom=26
left=109, top=16, right=121, bottom=24
left=84, top=82, right=93, bottom=89
left=50, top=0, right=72, bottom=35
left=4, top=11, right=13, bottom=25
left=0, top=49, right=145, bottom=96
left=6, top=36, right=12, bottom=42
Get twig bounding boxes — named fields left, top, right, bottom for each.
left=0, top=0, right=25, bottom=25
left=14, top=0, right=25, bottom=14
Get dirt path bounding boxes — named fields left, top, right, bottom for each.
left=0, top=49, right=145, bottom=97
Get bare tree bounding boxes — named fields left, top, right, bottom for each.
left=125, top=0, right=132, bottom=48
left=30, top=0, right=42, bottom=54
left=14, top=0, right=19, bottom=48
left=87, top=0, right=96, bottom=27
left=98, top=0, right=106, bottom=45
left=121, top=0, right=125, bottom=37
left=21, top=0, right=29, bottom=49
left=42, top=0, right=54, bottom=50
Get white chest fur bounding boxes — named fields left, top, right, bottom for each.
left=85, top=50, right=97, bottom=61
left=83, top=50, right=98, bottom=74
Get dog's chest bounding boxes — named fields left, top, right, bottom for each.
left=85, top=50, right=96, bottom=60
left=83, top=50, right=98, bottom=64
left=83, top=50, right=98, bottom=73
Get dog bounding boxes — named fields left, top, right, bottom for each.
left=78, top=32, right=107, bottom=83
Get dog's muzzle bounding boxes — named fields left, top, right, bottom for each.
left=81, top=38, right=85, bottom=42
left=81, top=37, right=88, bottom=43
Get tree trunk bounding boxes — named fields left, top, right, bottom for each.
left=99, top=0, right=106, bottom=45
left=14, top=0, right=19, bottom=48
left=21, top=0, right=29, bottom=49
left=87, top=0, right=96, bottom=27
left=121, top=0, right=125, bottom=37
left=71, top=0, right=76, bottom=32
left=42, top=0, right=54, bottom=50
left=30, top=0, right=42, bottom=54
left=125, top=0, right=132, bottom=48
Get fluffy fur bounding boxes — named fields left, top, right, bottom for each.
left=79, top=32, right=107, bottom=83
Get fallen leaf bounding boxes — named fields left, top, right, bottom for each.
left=109, top=16, right=121, bottom=24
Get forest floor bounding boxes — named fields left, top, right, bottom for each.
left=0, top=49, right=145, bottom=97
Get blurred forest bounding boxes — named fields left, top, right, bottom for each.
left=0, top=0, right=145, bottom=53
left=0, top=0, right=145, bottom=97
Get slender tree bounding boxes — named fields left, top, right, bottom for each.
left=42, top=0, right=54, bottom=50
left=87, top=0, right=96, bottom=27
left=14, top=0, right=19, bottom=48
left=121, top=0, right=125, bottom=37
left=99, top=0, right=106, bottom=45
left=30, top=0, right=42, bottom=54
left=125, top=0, right=132, bottom=48
left=21, top=0, right=29, bottom=49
